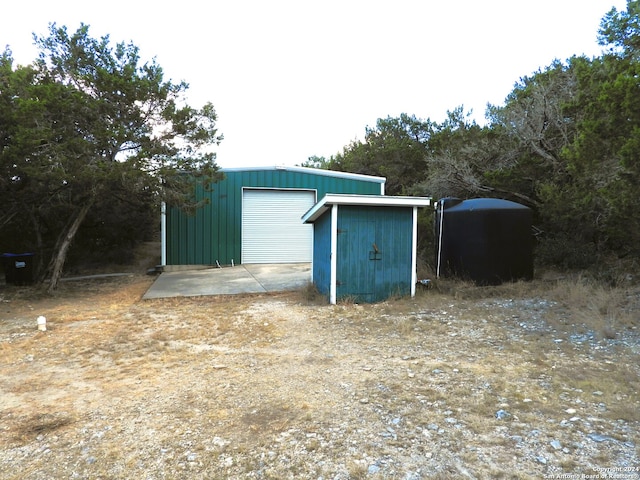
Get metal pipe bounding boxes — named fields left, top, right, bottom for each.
left=436, top=200, right=445, bottom=279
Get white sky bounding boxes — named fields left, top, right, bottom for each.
left=1, top=0, right=628, bottom=168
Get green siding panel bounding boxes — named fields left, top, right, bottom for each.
left=166, top=167, right=384, bottom=265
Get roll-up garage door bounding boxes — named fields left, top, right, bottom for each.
left=242, top=189, right=315, bottom=263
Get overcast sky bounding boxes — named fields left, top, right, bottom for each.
left=2, top=0, right=628, bottom=168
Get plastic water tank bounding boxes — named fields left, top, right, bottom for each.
left=435, top=198, right=533, bottom=285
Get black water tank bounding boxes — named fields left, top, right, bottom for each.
left=435, top=198, right=533, bottom=285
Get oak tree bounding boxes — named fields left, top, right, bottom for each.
left=1, top=24, right=223, bottom=291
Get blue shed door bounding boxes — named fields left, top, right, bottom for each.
left=335, top=206, right=413, bottom=303
left=336, top=218, right=376, bottom=302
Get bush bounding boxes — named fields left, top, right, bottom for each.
left=535, top=235, right=598, bottom=270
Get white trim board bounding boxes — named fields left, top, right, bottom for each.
left=302, top=194, right=431, bottom=224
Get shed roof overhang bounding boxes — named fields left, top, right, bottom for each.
left=302, top=194, right=432, bottom=223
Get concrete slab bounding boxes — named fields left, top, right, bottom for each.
left=142, top=263, right=312, bottom=299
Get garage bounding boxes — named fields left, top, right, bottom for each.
left=241, top=189, right=315, bottom=263
left=163, top=166, right=386, bottom=267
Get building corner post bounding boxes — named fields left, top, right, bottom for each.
left=330, top=204, right=338, bottom=305
left=161, top=202, right=167, bottom=267
left=411, top=206, right=418, bottom=297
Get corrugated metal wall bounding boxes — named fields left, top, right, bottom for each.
left=336, top=206, right=413, bottom=303
left=166, top=167, right=384, bottom=265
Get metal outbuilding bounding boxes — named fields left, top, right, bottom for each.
left=302, top=194, right=432, bottom=304
left=162, top=166, right=385, bottom=267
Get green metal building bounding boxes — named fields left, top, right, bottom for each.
left=163, top=166, right=386, bottom=266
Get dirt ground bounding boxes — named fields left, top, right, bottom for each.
left=1, top=271, right=639, bottom=479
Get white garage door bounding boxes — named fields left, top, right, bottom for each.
left=242, top=189, right=315, bottom=263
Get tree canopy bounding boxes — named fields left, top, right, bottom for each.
left=308, top=0, right=640, bottom=273
left=4, top=2, right=640, bottom=284
left=0, top=24, right=223, bottom=291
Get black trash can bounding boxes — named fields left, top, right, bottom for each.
left=2, top=253, right=36, bottom=285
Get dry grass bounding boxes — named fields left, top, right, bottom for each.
left=11, top=412, right=77, bottom=445
left=546, top=274, right=638, bottom=339
left=0, top=271, right=638, bottom=479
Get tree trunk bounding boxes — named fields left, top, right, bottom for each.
left=46, top=200, right=94, bottom=294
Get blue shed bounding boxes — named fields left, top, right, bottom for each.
left=302, top=194, right=432, bottom=304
